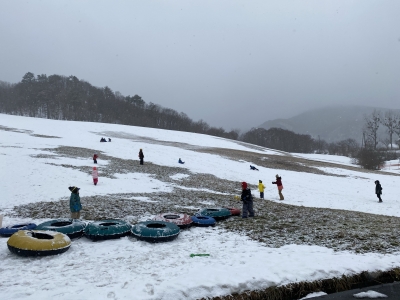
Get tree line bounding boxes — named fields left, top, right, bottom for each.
left=0, top=73, right=398, bottom=169
left=0, top=72, right=239, bottom=140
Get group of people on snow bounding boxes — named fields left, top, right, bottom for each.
left=68, top=138, right=384, bottom=220
left=100, top=137, right=111, bottom=142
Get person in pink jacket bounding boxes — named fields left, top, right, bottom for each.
left=92, top=166, right=99, bottom=185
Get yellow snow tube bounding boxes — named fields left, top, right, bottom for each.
left=7, top=230, right=71, bottom=256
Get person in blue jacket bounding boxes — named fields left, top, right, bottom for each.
left=68, top=186, right=82, bottom=219
left=178, top=158, right=185, bottom=164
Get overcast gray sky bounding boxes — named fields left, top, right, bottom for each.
left=1, top=1, right=399, bottom=131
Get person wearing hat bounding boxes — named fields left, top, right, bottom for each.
left=375, top=180, right=383, bottom=203
left=68, top=186, right=82, bottom=219
left=138, top=148, right=144, bottom=165
left=241, top=182, right=254, bottom=218
left=272, top=174, right=284, bottom=200
left=258, top=180, right=265, bottom=199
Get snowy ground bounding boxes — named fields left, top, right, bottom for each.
left=1, top=114, right=400, bottom=300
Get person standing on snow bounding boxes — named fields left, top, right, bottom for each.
left=93, top=153, right=98, bottom=164
left=68, top=186, right=82, bottom=219
left=241, top=182, right=254, bottom=218
left=375, top=180, right=383, bottom=203
left=272, top=174, right=284, bottom=200
left=92, top=166, right=99, bottom=186
left=138, top=148, right=144, bottom=165
left=258, top=180, right=265, bottom=199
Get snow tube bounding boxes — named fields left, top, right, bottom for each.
left=153, top=213, right=193, bottom=229
left=225, top=207, right=241, bottom=216
left=7, top=230, right=71, bottom=257
left=0, top=223, right=37, bottom=237
left=36, top=218, right=86, bottom=239
left=198, top=208, right=231, bottom=220
left=84, top=219, right=132, bottom=241
left=131, top=221, right=180, bottom=243
left=190, top=215, right=216, bottom=227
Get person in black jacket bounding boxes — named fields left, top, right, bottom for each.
left=241, top=181, right=254, bottom=218
left=375, top=180, right=383, bottom=203
left=138, top=148, right=144, bottom=165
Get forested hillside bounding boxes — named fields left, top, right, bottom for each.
left=0, top=72, right=239, bottom=140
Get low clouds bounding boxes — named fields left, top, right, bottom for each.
left=0, top=0, right=399, bottom=131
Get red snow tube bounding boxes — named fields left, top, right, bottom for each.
left=225, top=207, right=241, bottom=216
left=153, top=213, right=193, bottom=229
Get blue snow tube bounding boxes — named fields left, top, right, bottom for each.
left=190, top=215, right=216, bottom=227
left=36, top=219, right=86, bottom=239
left=131, top=221, right=180, bottom=243
left=84, top=219, right=132, bottom=241
left=0, top=223, right=37, bottom=237
left=198, top=208, right=231, bottom=220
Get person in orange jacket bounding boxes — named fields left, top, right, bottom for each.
left=92, top=166, right=99, bottom=185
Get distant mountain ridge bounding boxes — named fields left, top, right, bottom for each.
left=258, top=105, right=400, bottom=143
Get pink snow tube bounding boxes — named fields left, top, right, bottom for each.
left=153, top=213, right=193, bottom=229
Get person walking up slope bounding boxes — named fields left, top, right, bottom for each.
left=272, top=174, right=284, bottom=200
left=92, top=166, right=99, bottom=186
left=375, top=180, right=383, bottom=202
left=138, top=148, right=144, bottom=165
left=241, top=182, right=254, bottom=218
left=68, top=186, right=82, bottom=219
left=93, top=153, right=98, bottom=164
left=258, top=180, right=265, bottom=199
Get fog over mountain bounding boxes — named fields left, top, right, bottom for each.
left=0, top=1, right=399, bottom=131
left=259, top=105, right=400, bottom=143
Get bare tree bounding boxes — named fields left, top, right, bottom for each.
left=364, top=110, right=381, bottom=150
left=381, top=110, right=398, bottom=149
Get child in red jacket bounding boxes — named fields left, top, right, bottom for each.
left=92, top=166, right=99, bottom=185
left=93, top=153, right=98, bottom=164
left=272, top=174, right=284, bottom=200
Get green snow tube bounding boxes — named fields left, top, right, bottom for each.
left=84, top=219, right=132, bottom=241
left=36, top=218, right=86, bottom=239
left=198, top=208, right=231, bottom=220
left=131, top=221, right=180, bottom=243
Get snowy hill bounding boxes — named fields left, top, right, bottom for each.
left=1, top=114, right=400, bottom=300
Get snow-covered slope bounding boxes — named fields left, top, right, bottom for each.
left=0, top=114, right=399, bottom=300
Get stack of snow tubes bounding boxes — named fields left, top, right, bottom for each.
left=36, top=218, right=86, bottom=239
left=0, top=223, right=37, bottom=237
left=84, top=219, right=132, bottom=241
left=153, top=213, right=193, bottom=229
left=131, top=221, right=180, bottom=243
left=7, top=230, right=71, bottom=257
left=197, top=207, right=231, bottom=220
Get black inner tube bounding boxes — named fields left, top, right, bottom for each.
left=30, top=232, right=54, bottom=240
left=147, top=223, right=166, bottom=228
left=99, top=222, right=118, bottom=226
left=164, top=215, right=180, bottom=219
left=206, top=209, right=219, bottom=212
left=51, top=221, right=72, bottom=227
